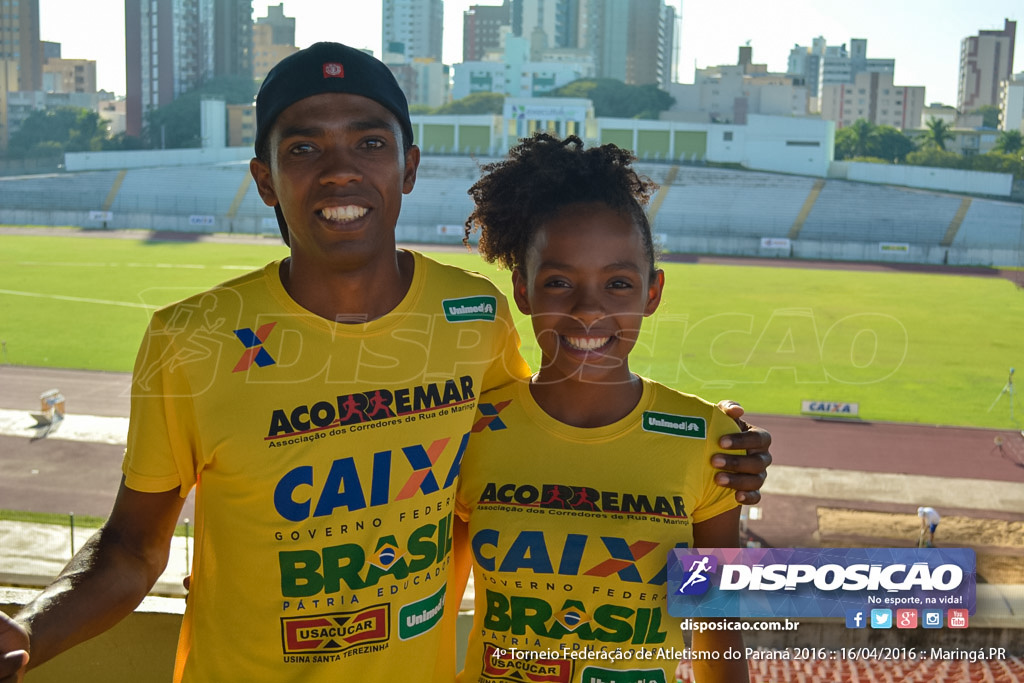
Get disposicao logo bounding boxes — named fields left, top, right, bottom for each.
left=667, top=548, right=976, bottom=619
left=443, top=296, right=496, bottom=322
left=675, top=554, right=718, bottom=595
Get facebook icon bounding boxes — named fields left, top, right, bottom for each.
left=845, top=609, right=866, bottom=629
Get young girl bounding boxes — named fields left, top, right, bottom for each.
left=453, top=133, right=748, bottom=683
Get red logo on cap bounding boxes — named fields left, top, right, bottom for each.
left=323, top=62, right=344, bottom=78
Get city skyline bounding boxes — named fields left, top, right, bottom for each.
left=40, top=0, right=1022, bottom=109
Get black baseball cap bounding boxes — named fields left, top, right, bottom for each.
left=255, top=41, right=414, bottom=156
left=254, top=42, right=414, bottom=243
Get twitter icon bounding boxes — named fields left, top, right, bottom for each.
left=871, top=609, right=892, bottom=629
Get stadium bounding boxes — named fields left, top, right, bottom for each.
left=1, top=149, right=1022, bottom=682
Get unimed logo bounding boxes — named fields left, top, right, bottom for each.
left=641, top=412, right=706, bottom=439
left=399, top=585, right=446, bottom=641
left=442, top=296, right=497, bottom=322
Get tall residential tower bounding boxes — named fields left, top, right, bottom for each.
left=958, top=19, right=1016, bottom=113
left=382, top=0, right=443, bottom=61
left=125, top=0, right=253, bottom=137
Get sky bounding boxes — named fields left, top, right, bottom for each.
left=39, top=0, right=1023, bottom=107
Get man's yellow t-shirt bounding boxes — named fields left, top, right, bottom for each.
left=456, top=378, right=740, bottom=683
left=123, top=251, right=528, bottom=682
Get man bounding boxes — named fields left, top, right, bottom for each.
left=918, top=506, right=941, bottom=547
left=0, top=43, right=770, bottom=682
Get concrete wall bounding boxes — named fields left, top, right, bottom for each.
left=832, top=161, right=1014, bottom=197
left=656, top=234, right=1023, bottom=268
left=66, top=147, right=252, bottom=172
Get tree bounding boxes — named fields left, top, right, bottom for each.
left=433, top=92, right=504, bottom=115
left=970, top=105, right=1000, bottom=129
left=545, top=78, right=674, bottom=119
left=905, top=146, right=963, bottom=169
left=847, top=119, right=876, bottom=158
left=918, top=117, right=955, bottom=151
left=871, top=125, right=916, bottom=163
left=833, top=121, right=914, bottom=162
left=7, top=106, right=109, bottom=159
left=144, top=75, right=257, bottom=149
left=993, top=129, right=1023, bottom=156
left=969, top=151, right=1023, bottom=177
left=833, top=126, right=858, bottom=160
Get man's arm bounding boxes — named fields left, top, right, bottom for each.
left=0, top=478, right=185, bottom=681
left=714, top=402, right=772, bottom=505
left=689, top=507, right=749, bottom=682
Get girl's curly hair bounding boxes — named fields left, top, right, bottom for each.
left=464, top=133, right=658, bottom=274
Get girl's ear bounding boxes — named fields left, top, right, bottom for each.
left=644, top=269, right=665, bottom=317
left=511, top=268, right=532, bottom=315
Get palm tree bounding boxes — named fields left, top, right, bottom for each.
left=919, top=117, right=955, bottom=151
left=993, top=129, right=1023, bottom=155
left=848, top=119, right=876, bottom=158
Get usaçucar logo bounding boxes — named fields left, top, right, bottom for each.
left=281, top=605, right=390, bottom=654
left=482, top=643, right=574, bottom=683
left=641, top=412, right=706, bottom=439
left=443, top=296, right=497, bottom=322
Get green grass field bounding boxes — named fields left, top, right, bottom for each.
left=1, top=233, right=1022, bottom=429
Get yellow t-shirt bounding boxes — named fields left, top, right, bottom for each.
left=455, top=379, right=740, bottom=683
left=123, top=251, right=529, bottom=682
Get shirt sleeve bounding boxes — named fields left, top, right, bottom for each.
left=691, top=406, right=743, bottom=524
left=480, top=290, right=531, bottom=393
left=122, top=311, right=201, bottom=496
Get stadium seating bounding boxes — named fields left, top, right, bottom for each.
left=1, top=157, right=1021, bottom=266
left=800, top=181, right=961, bottom=245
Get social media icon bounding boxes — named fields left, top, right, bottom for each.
left=870, top=609, right=892, bottom=629
left=896, top=609, right=918, bottom=629
left=845, top=610, right=866, bottom=629
left=922, top=610, right=943, bottom=628
left=948, top=609, right=969, bottom=629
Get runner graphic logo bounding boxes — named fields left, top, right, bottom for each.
left=676, top=555, right=717, bottom=596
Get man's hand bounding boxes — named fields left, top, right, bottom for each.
left=0, top=611, right=30, bottom=683
left=714, top=401, right=772, bottom=505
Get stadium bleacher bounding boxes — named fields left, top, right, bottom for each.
left=1, top=157, right=1021, bottom=267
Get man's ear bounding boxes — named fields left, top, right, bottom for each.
left=644, top=269, right=665, bottom=317
left=250, top=157, right=278, bottom=208
left=511, top=268, right=532, bottom=315
left=402, top=145, right=420, bottom=195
